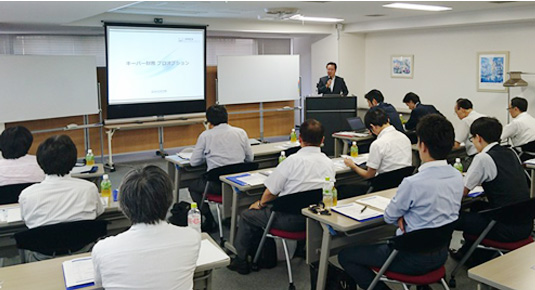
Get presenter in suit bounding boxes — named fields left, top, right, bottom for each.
left=317, top=62, right=348, bottom=96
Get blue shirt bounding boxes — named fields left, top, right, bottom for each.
left=384, top=160, right=463, bottom=235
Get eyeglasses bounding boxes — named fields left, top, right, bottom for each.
left=469, top=136, right=474, bottom=142
left=308, top=203, right=331, bottom=215
left=506, top=107, right=513, bottom=111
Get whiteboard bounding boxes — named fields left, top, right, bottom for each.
left=0, top=55, right=98, bottom=123
left=217, top=55, right=300, bottom=105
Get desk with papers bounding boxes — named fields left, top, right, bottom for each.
left=302, top=188, right=398, bottom=290
left=331, top=132, right=374, bottom=158
left=0, top=233, right=229, bottom=290
left=220, top=155, right=369, bottom=254
left=165, top=141, right=300, bottom=200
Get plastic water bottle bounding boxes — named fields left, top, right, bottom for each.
left=350, top=141, right=359, bottom=158
left=86, top=149, right=95, bottom=166
left=323, top=177, right=334, bottom=208
left=100, top=174, right=112, bottom=205
left=279, top=151, right=286, bottom=164
left=399, top=114, right=407, bottom=125
left=453, top=158, right=463, bottom=173
left=290, top=128, right=297, bottom=143
left=188, top=202, right=201, bottom=232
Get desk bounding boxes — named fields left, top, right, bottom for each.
left=523, top=162, right=535, bottom=198
left=0, top=233, right=229, bottom=290
left=468, top=243, right=535, bottom=290
left=105, top=117, right=205, bottom=171
left=165, top=141, right=300, bottom=200
left=332, top=133, right=374, bottom=158
left=71, top=163, right=105, bottom=189
left=220, top=157, right=366, bottom=255
left=0, top=202, right=130, bottom=253
left=302, top=188, right=398, bottom=290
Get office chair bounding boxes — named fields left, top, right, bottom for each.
left=251, top=188, right=323, bottom=290
left=367, top=166, right=416, bottom=194
left=0, top=183, right=35, bottom=205
left=14, top=220, right=108, bottom=263
left=200, top=162, right=259, bottom=246
left=368, top=221, right=457, bottom=290
left=448, top=197, right=535, bottom=287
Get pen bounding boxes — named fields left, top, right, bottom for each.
left=360, top=206, right=368, bottom=213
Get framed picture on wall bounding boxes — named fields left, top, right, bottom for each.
left=477, top=51, right=509, bottom=92
left=391, top=55, right=413, bottom=78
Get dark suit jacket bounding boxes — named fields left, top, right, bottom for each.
left=317, top=76, right=348, bottom=96
left=405, top=103, right=442, bottom=131
left=375, top=102, right=405, bottom=133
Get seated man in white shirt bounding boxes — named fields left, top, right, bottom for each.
left=188, top=105, right=253, bottom=231
left=453, top=98, right=485, bottom=168
left=341, top=108, right=412, bottom=197
left=92, top=166, right=201, bottom=290
left=228, top=119, right=335, bottom=274
left=0, top=126, right=45, bottom=186
left=19, top=135, right=104, bottom=229
left=339, top=114, right=463, bottom=290
left=501, top=97, right=535, bottom=161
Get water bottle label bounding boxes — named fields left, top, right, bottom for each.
left=188, top=216, right=201, bottom=225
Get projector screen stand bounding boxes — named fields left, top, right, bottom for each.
left=156, top=126, right=168, bottom=158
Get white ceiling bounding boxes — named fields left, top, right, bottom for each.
left=1, top=1, right=535, bottom=34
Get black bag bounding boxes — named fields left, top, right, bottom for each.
left=249, top=234, right=278, bottom=269
left=310, top=262, right=357, bottom=290
left=168, top=201, right=191, bottom=227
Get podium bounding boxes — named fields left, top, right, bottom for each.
left=305, top=96, right=358, bottom=156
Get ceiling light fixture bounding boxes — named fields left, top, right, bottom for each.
left=383, top=3, right=452, bottom=12
left=289, top=14, right=344, bottom=23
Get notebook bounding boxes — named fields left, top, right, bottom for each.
left=331, top=203, right=383, bottom=222
left=62, top=257, right=95, bottom=290
left=355, top=195, right=391, bottom=211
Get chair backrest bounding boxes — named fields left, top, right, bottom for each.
left=14, top=220, right=108, bottom=256
left=0, top=183, right=35, bottom=205
left=390, top=220, right=457, bottom=253
left=480, top=197, right=535, bottom=225
left=205, top=162, right=259, bottom=182
left=271, top=189, right=323, bottom=215
left=369, top=166, right=415, bottom=193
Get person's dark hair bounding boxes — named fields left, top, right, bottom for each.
left=326, top=62, right=337, bottom=70
left=511, top=97, right=528, bottom=112
left=416, top=114, right=454, bottom=160
left=456, top=98, right=473, bottom=110
left=206, top=105, right=228, bottom=126
left=364, top=89, right=385, bottom=104
left=300, top=119, right=324, bottom=146
left=364, top=108, right=389, bottom=128
left=0, top=126, right=33, bottom=159
left=36, top=135, right=77, bottom=176
left=470, top=117, right=502, bottom=144
left=402, top=92, right=420, bottom=104
left=119, top=165, right=173, bottom=225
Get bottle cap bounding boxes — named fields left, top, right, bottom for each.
left=352, top=141, right=356, bottom=146
left=103, top=174, right=109, bottom=180
left=455, top=158, right=461, bottom=163
left=292, top=128, right=295, bottom=132
left=281, top=151, right=285, bottom=156
left=191, top=202, right=198, bottom=209
left=87, top=149, right=93, bottom=154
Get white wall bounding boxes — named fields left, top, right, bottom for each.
left=363, top=22, right=535, bottom=129
left=338, top=32, right=366, bottom=99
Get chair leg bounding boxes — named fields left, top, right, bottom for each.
left=281, top=239, right=295, bottom=290
left=199, top=181, right=210, bottom=211
left=367, top=250, right=399, bottom=290
left=252, top=213, right=276, bottom=269
left=215, top=204, right=224, bottom=246
left=440, top=278, right=451, bottom=290
left=449, top=220, right=496, bottom=287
